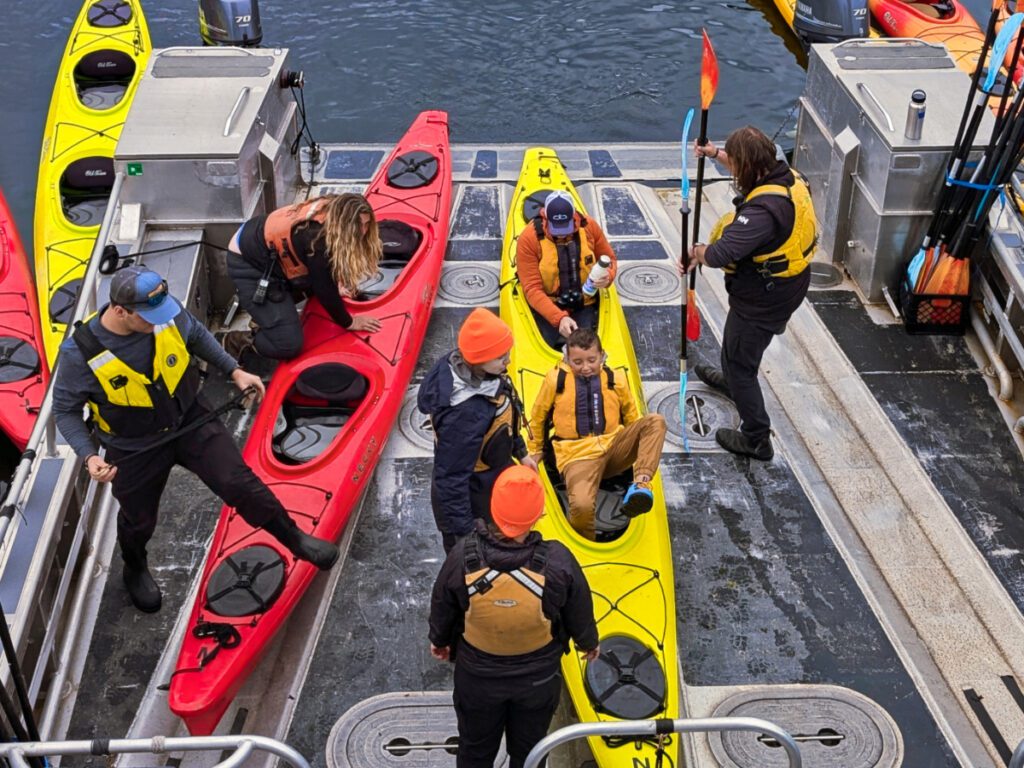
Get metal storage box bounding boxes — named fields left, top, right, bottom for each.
left=114, top=47, right=300, bottom=225
left=794, top=39, right=994, bottom=301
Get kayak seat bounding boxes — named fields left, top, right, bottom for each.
left=60, top=157, right=115, bottom=228
left=356, top=219, right=422, bottom=299
left=542, top=447, right=632, bottom=542
left=274, top=364, right=369, bottom=464
left=74, top=50, right=135, bottom=110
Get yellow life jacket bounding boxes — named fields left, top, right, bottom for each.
left=549, top=365, right=620, bottom=441
left=533, top=218, right=599, bottom=307
left=462, top=534, right=552, bottom=656
left=263, top=198, right=329, bottom=280
left=714, top=171, right=817, bottom=279
left=72, top=311, right=199, bottom=438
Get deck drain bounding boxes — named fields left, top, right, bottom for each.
left=615, top=263, right=681, bottom=304
left=809, top=262, right=843, bottom=289
left=708, top=685, right=901, bottom=767
left=648, top=382, right=739, bottom=451
left=328, top=691, right=509, bottom=767
left=438, top=263, right=499, bottom=305
left=398, top=389, right=435, bottom=453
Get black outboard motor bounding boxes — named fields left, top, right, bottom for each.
left=199, top=0, right=263, bottom=47
left=793, top=0, right=869, bottom=46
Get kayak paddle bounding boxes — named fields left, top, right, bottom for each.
left=690, top=28, right=719, bottom=342
left=679, top=107, right=695, bottom=451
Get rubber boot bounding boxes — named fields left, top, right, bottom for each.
left=621, top=481, right=654, bottom=518
left=715, top=428, right=774, bottom=461
left=263, top=515, right=339, bottom=570
left=694, top=365, right=732, bottom=398
left=122, top=563, right=162, bottom=613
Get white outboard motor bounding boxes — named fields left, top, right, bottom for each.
left=199, top=0, right=262, bottom=47
left=793, top=0, right=869, bottom=46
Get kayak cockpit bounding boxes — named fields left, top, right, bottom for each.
left=60, top=156, right=114, bottom=227
left=73, top=50, right=135, bottom=110
left=272, top=363, right=369, bottom=465
left=354, top=219, right=423, bottom=300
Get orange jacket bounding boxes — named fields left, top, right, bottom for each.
left=515, top=216, right=617, bottom=327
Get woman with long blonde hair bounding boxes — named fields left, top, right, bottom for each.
left=225, top=192, right=384, bottom=360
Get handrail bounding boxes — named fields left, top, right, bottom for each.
left=523, top=717, right=802, bottom=768
left=0, top=735, right=310, bottom=768
left=1011, top=737, right=1024, bottom=768
left=0, top=171, right=125, bottom=548
left=224, top=87, right=251, bottom=137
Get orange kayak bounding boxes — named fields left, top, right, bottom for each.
left=870, top=0, right=1023, bottom=85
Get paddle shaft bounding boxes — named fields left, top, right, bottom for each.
left=691, top=108, right=711, bottom=293
left=680, top=201, right=690, bottom=362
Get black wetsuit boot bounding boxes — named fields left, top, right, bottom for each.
left=263, top=515, right=340, bottom=570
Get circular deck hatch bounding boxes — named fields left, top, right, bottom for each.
left=585, top=635, right=666, bottom=719
left=88, top=0, right=133, bottom=27
left=0, top=338, right=39, bottom=383
left=205, top=545, right=286, bottom=617
left=387, top=151, right=438, bottom=189
left=521, top=189, right=557, bottom=222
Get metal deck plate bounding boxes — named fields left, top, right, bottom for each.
left=326, top=691, right=509, bottom=767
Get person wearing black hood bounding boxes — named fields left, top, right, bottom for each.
left=418, top=308, right=538, bottom=553
left=686, top=126, right=818, bottom=461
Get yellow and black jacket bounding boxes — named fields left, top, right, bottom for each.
left=528, top=361, right=640, bottom=470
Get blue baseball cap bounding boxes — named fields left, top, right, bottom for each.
left=544, top=191, right=577, bottom=237
left=109, top=266, right=181, bottom=325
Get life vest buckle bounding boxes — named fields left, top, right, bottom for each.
left=110, top=374, right=129, bottom=389
left=470, top=575, right=493, bottom=595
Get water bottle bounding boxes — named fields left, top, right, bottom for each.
left=583, top=255, right=612, bottom=297
left=904, top=89, right=926, bottom=141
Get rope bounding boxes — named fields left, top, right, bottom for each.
left=770, top=100, right=800, bottom=144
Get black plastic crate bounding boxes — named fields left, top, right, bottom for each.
left=899, top=277, right=970, bottom=335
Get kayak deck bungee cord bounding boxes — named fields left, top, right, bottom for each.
left=499, top=147, right=680, bottom=767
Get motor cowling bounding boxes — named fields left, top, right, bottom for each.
left=199, top=0, right=263, bottom=47
left=793, top=0, right=869, bottom=45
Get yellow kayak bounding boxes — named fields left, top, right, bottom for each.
left=499, top=148, right=680, bottom=766
left=35, top=0, right=151, bottom=366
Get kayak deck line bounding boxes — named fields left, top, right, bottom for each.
left=27, top=134, right=1018, bottom=768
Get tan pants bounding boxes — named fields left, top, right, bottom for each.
left=562, top=414, right=667, bottom=540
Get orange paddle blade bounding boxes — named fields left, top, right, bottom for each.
left=686, top=291, right=701, bottom=341
left=700, top=30, right=719, bottom=110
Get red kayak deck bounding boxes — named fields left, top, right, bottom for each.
left=168, top=110, right=452, bottom=735
left=0, top=188, right=48, bottom=450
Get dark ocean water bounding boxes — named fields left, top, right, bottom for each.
left=0, top=0, right=992, bottom=254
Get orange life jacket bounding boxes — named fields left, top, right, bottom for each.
left=533, top=218, right=599, bottom=307
left=263, top=199, right=329, bottom=279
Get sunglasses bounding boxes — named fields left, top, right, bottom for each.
left=119, top=279, right=169, bottom=311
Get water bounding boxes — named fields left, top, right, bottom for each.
left=0, top=0, right=994, bottom=252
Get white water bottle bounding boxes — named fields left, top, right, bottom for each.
left=583, top=255, right=612, bottom=297
left=904, top=89, right=926, bottom=141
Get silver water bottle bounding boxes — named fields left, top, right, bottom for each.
left=904, top=89, right=926, bottom=141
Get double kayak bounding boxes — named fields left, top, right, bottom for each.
left=35, top=0, right=151, bottom=368
left=499, top=148, right=680, bottom=767
left=0, top=189, right=48, bottom=450
left=168, top=110, right=453, bottom=735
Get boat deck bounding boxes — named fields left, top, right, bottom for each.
left=61, top=143, right=1024, bottom=768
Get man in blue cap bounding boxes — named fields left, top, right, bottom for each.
left=52, top=266, right=339, bottom=613
left=515, top=190, right=618, bottom=348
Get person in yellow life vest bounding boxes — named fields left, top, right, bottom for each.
left=516, top=190, right=617, bottom=348
left=527, top=328, right=667, bottom=540
left=52, top=267, right=339, bottom=614
left=686, top=126, right=816, bottom=461
left=429, top=466, right=599, bottom=768
left=223, top=192, right=384, bottom=360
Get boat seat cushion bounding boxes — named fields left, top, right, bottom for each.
left=75, top=50, right=136, bottom=83
left=62, top=157, right=115, bottom=195
left=294, top=363, right=368, bottom=403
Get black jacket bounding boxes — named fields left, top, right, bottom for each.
left=705, top=161, right=811, bottom=330
left=428, top=529, right=599, bottom=678
left=418, top=353, right=526, bottom=537
left=238, top=215, right=354, bottom=328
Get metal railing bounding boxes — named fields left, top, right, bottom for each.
left=0, top=735, right=311, bottom=768
left=523, top=717, right=803, bottom=768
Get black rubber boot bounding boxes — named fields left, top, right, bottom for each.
left=122, top=564, right=162, bottom=613
left=694, top=365, right=732, bottom=398
left=263, top=516, right=339, bottom=570
left=715, top=428, right=774, bottom=461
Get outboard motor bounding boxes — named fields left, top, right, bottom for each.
left=793, top=0, right=869, bottom=46
left=199, top=0, right=262, bottom=47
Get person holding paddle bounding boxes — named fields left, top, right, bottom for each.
left=685, top=126, right=817, bottom=460
left=52, top=266, right=340, bottom=613
left=516, top=191, right=618, bottom=348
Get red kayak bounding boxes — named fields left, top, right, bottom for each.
left=0, top=188, right=48, bottom=450
left=168, top=110, right=452, bottom=735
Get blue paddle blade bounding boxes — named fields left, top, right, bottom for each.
left=682, top=108, right=695, bottom=201
left=985, top=12, right=1024, bottom=94
left=907, top=248, right=925, bottom=285
left=679, top=371, right=691, bottom=454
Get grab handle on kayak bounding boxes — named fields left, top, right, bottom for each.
left=224, top=87, right=251, bottom=137
left=833, top=38, right=945, bottom=52
left=857, top=82, right=894, bottom=132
